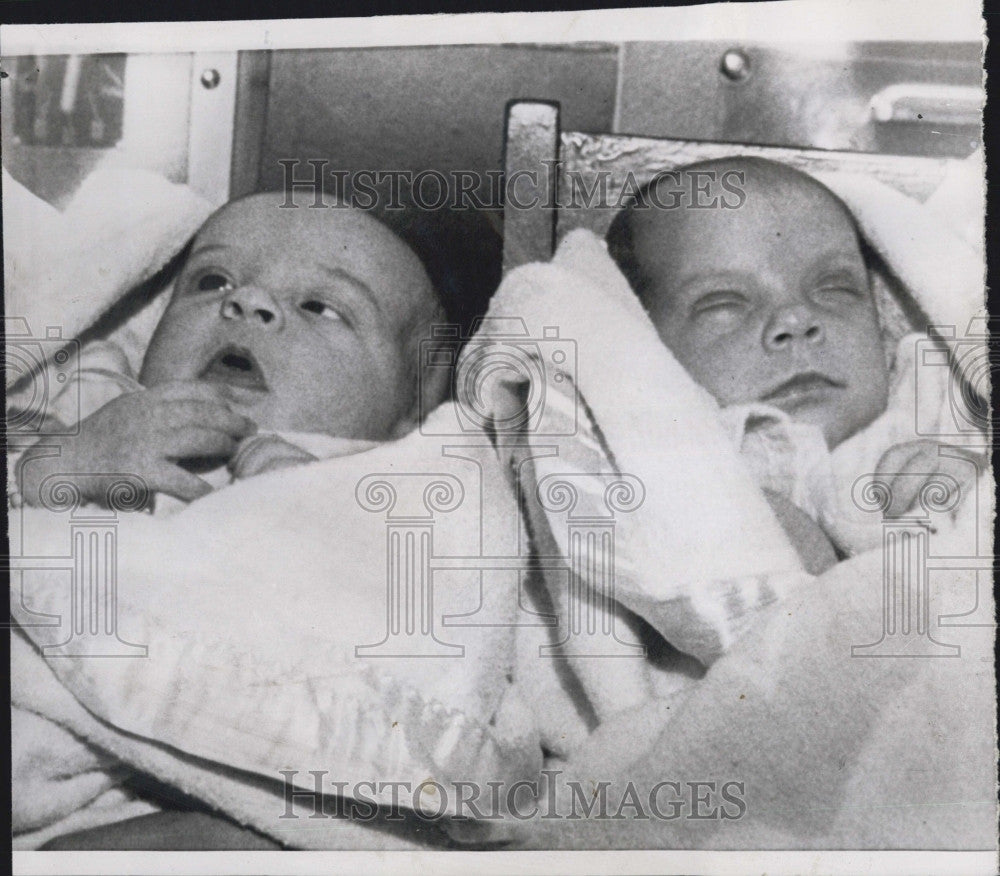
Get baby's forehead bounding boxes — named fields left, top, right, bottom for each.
left=636, top=160, right=857, bottom=245
left=197, top=197, right=425, bottom=276
left=189, top=194, right=439, bottom=317
left=198, top=194, right=399, bottom=251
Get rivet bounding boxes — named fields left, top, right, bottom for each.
left=200, top=68, right=221, bottom=89
left=720, top=49, right=751, bottom=82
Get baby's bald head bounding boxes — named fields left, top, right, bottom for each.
left=609, top=157, right=858, bottom=305
left=607, top=157, right=890, bottom=448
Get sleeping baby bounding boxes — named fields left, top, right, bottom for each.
left=607, top=156, right=982, bottom=571
left=14, top=192, right=452, bottom=510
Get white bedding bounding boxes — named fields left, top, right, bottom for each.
left=7, top=153, right=994, bottom=850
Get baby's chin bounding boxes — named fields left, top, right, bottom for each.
left=814, top=405, right=884, bottom=451
left=751, top=385, right=886, bottom=450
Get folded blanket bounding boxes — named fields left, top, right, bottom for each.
left=815, top=168, right=986, bottom=343
left=3, top=166, right=213, bottom=354
left=520, top=530, right=996, bottom=849
left=476, top=231, right=811, bottom=738
left=11, top=416, right=542, bottom=846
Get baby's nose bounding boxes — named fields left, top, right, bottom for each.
left=763, top=305, right=823, bottom=351
left=220, top=286, right=285, bottom=330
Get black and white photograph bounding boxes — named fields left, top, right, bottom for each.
left=3, top=1, right=995, bottom=873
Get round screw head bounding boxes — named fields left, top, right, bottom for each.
left=720, top=49, right=751, bottom=82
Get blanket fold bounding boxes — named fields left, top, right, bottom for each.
left=11, top=422, right=544, bottom=846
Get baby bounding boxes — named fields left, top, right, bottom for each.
left=607, top=156, right=977, bottom=571
left=15, top=193, right=452, bottom=509
left=10, top=192, right=495, bottom=851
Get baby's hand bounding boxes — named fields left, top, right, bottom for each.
left=874, top=440, right=978, bottom=519
left=228, top=434, right=317, bottom=480
left=17, top=381, right=256, bottom=508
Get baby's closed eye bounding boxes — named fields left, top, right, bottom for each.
left=692, top=290, right=749, bottom=317
left=811, top=269, right=868, bottom=305
left=813, top=284, right=862, bottom=302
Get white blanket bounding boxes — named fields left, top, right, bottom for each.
left=11, top=423, right=542, bottom=846
left=7, top=154, right=994, bottom=851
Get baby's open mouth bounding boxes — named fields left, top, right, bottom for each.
left=760, top=372, right=844, bottom=406
left=200, top=345, right=269, bottom=392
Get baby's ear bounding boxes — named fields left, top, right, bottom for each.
left=389, top=330, right=453, bottom=440
left=417, top=342, right=453, bottom=426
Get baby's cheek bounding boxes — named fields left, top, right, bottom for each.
left=687, top=342, right=763, bottom=406
left=141, top=307, right=211, bottom=385
left=280, top=337, right=414, bottom=438
left=843, top=333, right=890, bottom=412
left=291, top=375, right=390, bottom=438
left=372, top=338, right=418, bottom=404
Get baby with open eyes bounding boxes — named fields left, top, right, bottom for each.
left=607, top=156, right=979, bottom=572
left=15, top=192, right=453, bottom=509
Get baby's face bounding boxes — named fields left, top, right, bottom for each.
left=140, top=194, right=439, bottom=439
left=631, top=161, right=890, bottom=448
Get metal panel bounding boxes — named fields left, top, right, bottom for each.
left=256, top=44, right=618, bottom=201
left=187, top=52, right=238, bottom=207
left=617, top=41, right=982, bottom=158
left=502, top=101, right=560, bottom=273
left=229, top=51, right=272, bottom=200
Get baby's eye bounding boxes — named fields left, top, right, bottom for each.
left=693, top=291, right=747, bottom=315
left=815, top=285, right=861, bottom=302
left=192, top=272, right=235, bottom=293
left=300, top=299, right=344, bottom=321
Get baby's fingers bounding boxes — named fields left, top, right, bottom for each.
left=163, top=426, right=241, bottom=461
left=161, top=400, right=257, bottom=437
left=875, top=441, right=952, bottom=517
left=874, top=440, right=936, bottom=480
left=149, top=464, right=214, bottom=504
left=146, top=380, right=236, bottom=404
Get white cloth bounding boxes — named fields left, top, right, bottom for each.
left=3, top=166, right=213, bottom=347
left=11, top=409, right=541, bottom=848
